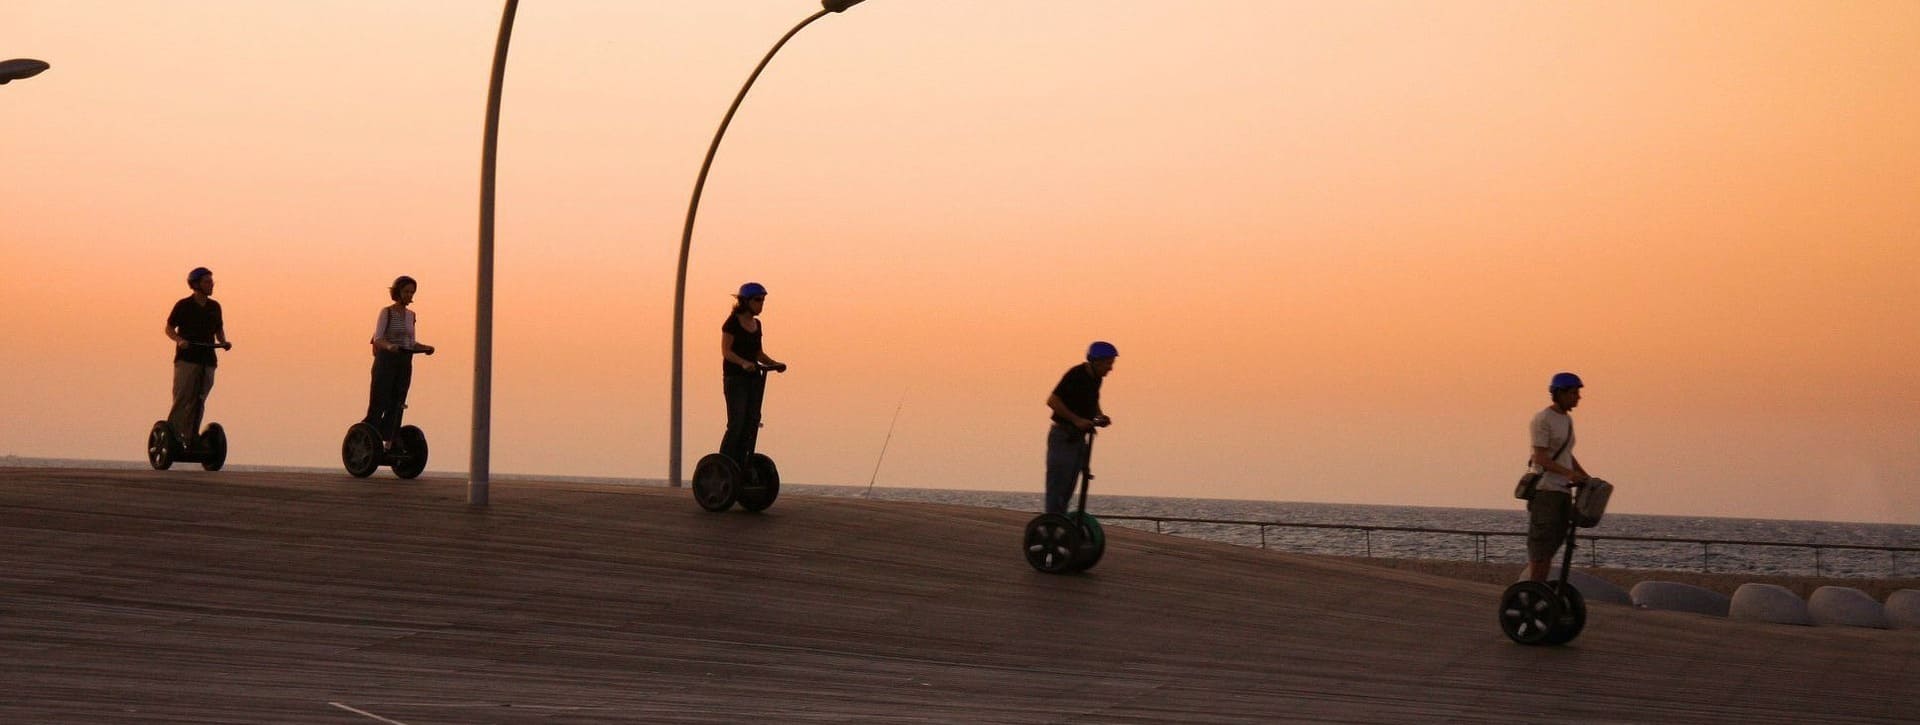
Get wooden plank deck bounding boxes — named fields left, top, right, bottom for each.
left=1, top=467, right=1914, bottom=723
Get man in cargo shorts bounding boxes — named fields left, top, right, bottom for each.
left=1523, top=372, right=1593, bottom=582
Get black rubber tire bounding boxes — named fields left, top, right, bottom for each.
left=341, top=423, right=382, bottom=478
left=1499, top=581, right=1564, bottom=645
left=199, top=423, right=227, bottom=471
left=1067, top=512, right=1106, bottom=572
left=391, top=426, right=429, bottom=479
left=1023, top=513, right=1082, bottom=574
left=738, top=453, right=781, bottom=512
left=1543, top=580, right=1587, bottom=645
left=147, top=421, right=174, bottom=470
left=692, top=454, right=740, bottom=512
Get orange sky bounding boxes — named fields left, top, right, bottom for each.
left=3, top=1, right=1917, bottom=523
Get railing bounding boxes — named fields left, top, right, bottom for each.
left=1096, top=515, right=1920, bottom=578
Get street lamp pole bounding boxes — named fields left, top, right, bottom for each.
left=472, top=0, right=521, bottom=507
left=669, top=0, right=866, bottom=488
left=0, top=58, right=51, bottom=84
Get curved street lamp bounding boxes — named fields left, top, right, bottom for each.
left=0, top=58, right=51, bottom=84
left=669, top=0, right=867, bottom=488
left=471, top=0, right=521, bottom=507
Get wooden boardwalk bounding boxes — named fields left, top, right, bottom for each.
left=2, top=467, right=1915, bottom=723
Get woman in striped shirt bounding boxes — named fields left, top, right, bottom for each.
left=365, top=275, right=434, bottom=444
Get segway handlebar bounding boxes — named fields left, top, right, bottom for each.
left=757, top=362, right=786, bottom=373
left=185, top=341, right=232, bottom=351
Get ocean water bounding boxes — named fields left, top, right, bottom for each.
left=796, top=485, right=1920, bottom=579
left=6, top=458, right=1914, bottom=578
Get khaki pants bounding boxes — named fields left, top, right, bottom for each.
left=169, top=362, right=216, bottom=443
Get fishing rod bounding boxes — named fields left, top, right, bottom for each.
left=864, top=390, right=906, bottom=497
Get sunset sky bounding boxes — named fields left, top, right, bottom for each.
left=3, top=1, right=1917, bottom=523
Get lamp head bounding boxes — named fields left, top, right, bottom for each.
left=822, top=0, right=866, bottom=12
left=0, top=58, right=51, bottom=84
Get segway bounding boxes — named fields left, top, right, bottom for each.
left=1499, top=480, right=1612, bottom=646
left=341, top=347, right=433, bottom=479
left=1023, top=417, right=1109, bottom=574
left=147, top=342, right=231, bottom=471
left=692, top=363, right=784, bottom=513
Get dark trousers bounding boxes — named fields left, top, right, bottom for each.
left=721, top=373, right=766, bottom=464
left=364, top=351, right=413, bottom=441
left=1044, top=424, right=1087, bottom=515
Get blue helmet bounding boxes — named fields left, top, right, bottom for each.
left=1087, top=341, right=1119, bottom=361
left=737, top=282, right=768, bottom=298
left=187, top=267, right=213, bottom=286
left=1549, top=372, right=1584, bottom=390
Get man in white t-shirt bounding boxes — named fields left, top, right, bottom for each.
left=1522, top=372, right=1593, bottom=582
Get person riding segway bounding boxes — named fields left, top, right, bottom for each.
left=149, top=267, right=233, bottom=471
left=342, top=276, right=436, bottom=479
left=1500, top=371, right=1615, bottom=645
left=1023, top=341, right=1118, bottom=573
left=692, top=282, right=787, bottom=512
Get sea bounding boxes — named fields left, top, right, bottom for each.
left=6, top=457, right=1916, bottom=579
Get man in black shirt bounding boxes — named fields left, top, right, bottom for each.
left=164, top=267, right=229, bottom=444
left=1043, top=341, right=1117, bottom=514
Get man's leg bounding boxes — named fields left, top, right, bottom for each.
left=193, top=366, right=215, bottom=437
left=168, top=362, right=203, bottom=443
left=1043, top=426, right=1081, bottom=515
left=1522, top=492, right=1570, bottom=581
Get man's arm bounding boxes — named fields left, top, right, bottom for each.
left=1047, top=394, right=1093, bottom=430
left=1532, top=447, right=1589, bottom=482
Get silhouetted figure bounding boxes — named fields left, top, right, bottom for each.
left=719, top=282, right=785, bottom=464
left=364, top=276, right=434, bottom=445
left=1044, top=342, right=1117, bottom=515
left=164, top=267, right=228, bottom=444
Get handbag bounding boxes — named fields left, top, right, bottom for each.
left=1574, top=478, right=1613, bottom=527
left=1513, top=418, right=1574, bottom=500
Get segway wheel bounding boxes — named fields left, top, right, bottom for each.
left=391, top=426, right=429, bottom=480
left=691, top=454, right=740, bottom=512
left=737, top=453, right=781, bottom=512
left=147, top=421, right=175, bottom=470
left=199, top=423, right=227, bottom=471
left=1023, top=513, right=1083, bottom=574
left=1067, top=512, right=1106, bottom=572
left=341, top=423, right=382, bottom=479
left=1499, top=581, right=1565, bottom=645
left=1543, top=581, right=1587, bottom=645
